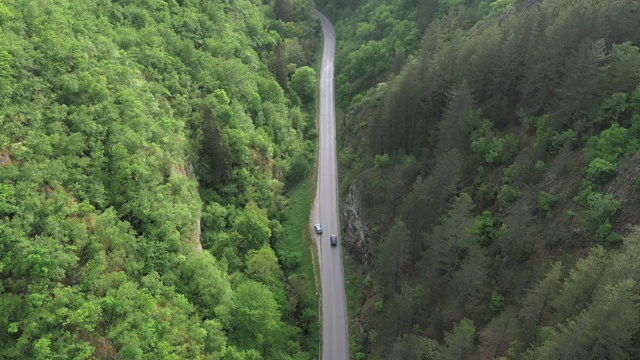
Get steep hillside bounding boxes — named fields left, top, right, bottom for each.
left=0, top=0, right=320, bottom=358
left=327, top=0, right=640, bottom=358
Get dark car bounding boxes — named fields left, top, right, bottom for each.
left=314, top=223, right=322, bottom=234
left=330, top=234, right=337, bottom=247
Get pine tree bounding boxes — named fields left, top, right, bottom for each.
left=429, top=193, right=475, bottom=280
left=519, top=261, right=563, bottom=325
left=438, top=318, right=477, bottom=360
left=552, top=246, right=609, bottom=321
left=527, top=279, right=639, bottom=360
left=377, top=220, right=412, bottom=297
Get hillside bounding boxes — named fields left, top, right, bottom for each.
left=323, top=0, right=640, bottom=358
left=0, top=0, right=321, bottom=358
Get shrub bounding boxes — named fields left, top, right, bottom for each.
left=595, top=220, right=623, bottom=246
left=550, top=129, right=578, bottom=151
left=585, top=157, right=618, bottom=185
left=585, top=192, right=621, bottom=227
left=565, top=209, right=576, bottom=220
left=503, top=163, right=518, bottom=184
left=473, top=211, right=502, bottom=247
left=374, top=301, right=383, bottom=313
left=374, top=153, right=390, bottom=168
left=537, top=191, right=557, bottom=219
left=368, top=330, right=378, bottom=343
left=498, top=185, right=522, bottom=208
left=585, top=123, right=629, bottom=163
left=491, top=291, right=505, bottom=313
left=364, top=274, right=372, bottom=288
left=472, top=132, right=520, bottom=166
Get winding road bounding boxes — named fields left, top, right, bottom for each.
left=314, top=10, right=350, bottom=360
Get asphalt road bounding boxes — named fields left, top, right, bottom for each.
left=314, top=10, right=350, bottom=360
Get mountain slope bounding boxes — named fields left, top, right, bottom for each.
left=327, top=0, right=640, bottom=358
left=0, top=0, right=320, bottom=358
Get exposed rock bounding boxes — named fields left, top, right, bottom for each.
left=0, top=154, right=10, bottom=166
left=341, top=180, right=373, bottom=270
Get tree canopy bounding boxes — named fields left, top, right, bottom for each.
left=0, top=0, right=319, bottom=358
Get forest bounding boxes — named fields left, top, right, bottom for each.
left=0, top=0, right=323, bottom=358
left=321, top=0, right=640, bottom=358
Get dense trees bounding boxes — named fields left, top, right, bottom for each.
left=331, top=0, right=640, bottom=358
left=0, top=0, right=320, bottom=358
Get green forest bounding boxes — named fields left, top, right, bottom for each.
left=0, top=0, right=323, bottom=358
left=321, top=0, right=640, bottom=358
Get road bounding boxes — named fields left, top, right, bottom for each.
left=314, top=10, right=350, bottom=360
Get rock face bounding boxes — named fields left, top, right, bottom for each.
left=342, top=181, right=373, bottom=270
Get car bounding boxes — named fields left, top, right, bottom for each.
left=314, top=224, right=322, bottom=234
left=330, top=234, right=337, bottom=247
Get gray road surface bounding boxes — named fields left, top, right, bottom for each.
left=314, top=10, right=350, bottom=360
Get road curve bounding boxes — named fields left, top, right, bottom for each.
left=314, top=10, right=349, bottom=360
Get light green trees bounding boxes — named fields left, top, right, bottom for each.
left=439, top=318, right=477, bottom=360
left=527, top=280, right=639, bottom=360
left=290, top=66, right=317, bottom=105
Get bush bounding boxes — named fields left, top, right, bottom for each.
left=498, top=185, right=523, bottom=208
left=565, top=209, right=576, bottom=220
left=471, top=130, right=520, bottom=166
left=585, top=192, right=621, bottom=228
left=374, top=301, right=383, bottom=313
left=595, top=220, right=623, bottom=246
left=491, top=291, right=505, bottom=313
left=503, top=163, right=519, bottom=184
left=585, top=123, right=629, bottom=164
left=374, top=153, right=390, bottom=168
left=364, top=274, right=373, bottom=288
left=537, top=191, right=557, bottom=219
left=473, top=211, right=502, bottom=247
left=585, top=157, right=618, bottom=185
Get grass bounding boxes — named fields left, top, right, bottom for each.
left=278, top=175, right=321, bottom=358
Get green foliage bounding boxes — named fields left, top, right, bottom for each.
left=333, top=0, right=640, bottom=356
left=473, top=211, right=502, bottom=248
left=374, top=153, right=390, bottom=168
left=584, top=192, right=621, bottom=232
left=585, top=157, right=618, bottom=185
left=0, top=0, right=318, bottom=357
left=581, top=123, right=632, bottom=187
left=374, top=300, right=384, bottom=313
left=565, top=209, right=576, bottom=220
left=502, top=163, right=519, bottom=184
left=439, top=318, right=476, bottom=360
left=233, top=203, right=272, bottom=254
left=595, top=220, right=623, bottom=246
left=585, top=123, right=630, bottom=164
left=364, top=274, right=373, bottom=287
left=498, top=184, right=522, bottom=208
left=290, top=66, right=318, bottom=105
left=537, top=191, right=557, bottom=219
left=491, top=291, right=505, bottom=314
left=470, top=121, right=520, bottom=166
